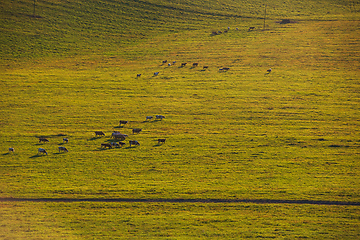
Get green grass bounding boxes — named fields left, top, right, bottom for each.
left=1, top=0, right=360, bottom=239
left=1, top=202, right=359, bottom=239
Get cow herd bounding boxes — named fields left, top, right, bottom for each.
left=6, top=115, right=167, bottom=156
left=96, top=115, right=166, bottom=149
left=135, top=60, right=230, bottom=78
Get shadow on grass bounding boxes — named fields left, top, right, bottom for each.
left=29, top=154, right=46, bottom=158
left=1, top=197, right=358, bottom=206
left=2, top=152, right=13, bottom=156
left=89, top=137, right=104, bottom=141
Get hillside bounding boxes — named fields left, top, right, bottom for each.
left=0, top=0, right=357, bottom=63
left=0, top=0, right=359, bottom=239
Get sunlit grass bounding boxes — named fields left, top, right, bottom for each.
left=1, top=0, right=359, bottom=239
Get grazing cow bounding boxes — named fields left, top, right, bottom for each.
left=110, top=142, right=120, bottom=148
left=172, top=61, right=176, bottom=64
left=38, top=148, right=47, bottom=155
left=162, top=60, right=167, bottom=64
left=63, top=138, right=69, bottom=143
left=9, top=147, right=14, bottom=152
left=39, top=138, right=49, bottom=143
left=119, top=120, right=128, bottom=126
left=112, top=132, right=128, bottom=140
left=168, top=63, right=171, bottom=66
left=58, top=146, right=68, bottom=152
left=158, top=139, right=166, bottom=144
left=192, top=63, right=198, bottom=67
left=146, top=116, right=153, bottom=121
left=203, top=66, right=208, bottom=69
left=267, top=68, right=272, bottom=73
left=236, top=27, right=239, bottom=30
left=95, top=131, right=105, bottom=137
left=137, top=74, right=141, bottom=77
left=118, top=141, right=126, bottom=147
left=101, top=143, right=112, bottom=149
left=219, top=67, right=230, bottom=71
left=248, top=27, right=255, bottom=31
left=132, top=128, right=142, bottom=134
left=156, top=115, right=165, bottom=120
left=154, top=72, right=159, bottom=76
left=181, top=63, right=187, bottom=67
left=129, top=140, right=140, bottom=147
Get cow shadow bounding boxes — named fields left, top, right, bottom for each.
left=89, top=137, right=104, bottom=141
left=30, top=154, right=46, bottom=158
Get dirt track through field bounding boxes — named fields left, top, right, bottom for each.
left=1, top=198, right=359, bottom=206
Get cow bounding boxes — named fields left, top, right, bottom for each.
left=39, top=138, right=49, bottom=143
left=267, top=68, right=272, bottom=73
left=9, top=147, right=14, bottom=152
left=119, top=120, right=128, bottom=126
left=162, top=60, right=167, bottom=64
left=156, top=115, right=165, bottom=120
left=95, top=131, right=105, bottom=137
left=38, top=148, right=47, bottom=155
left=137, top=74, right=141, bottom=77
left=132, top=128, right=142, bottom=134
left=154, top=72, right=159, bottom=76
left=101, top=143, right=112, bottom=149
left=63, top=138, right=69, bottom=143
left=158, top=139, right=166, bottom=144
left=181, top=63, right=187, bottom=67
left=112, top=132, right=127, bottom=140
left=118, top=141, right=126, bottom=147
left=168, top=63, right=171, bottom=66
left=192, top=63, right=198, bottom=67
left=58, top=146, right=68, bottom=152
left=219, top=67, right=230, bottom=71
left=146, top=116, right=153, bottom=121
left=172, top=61, right=176, bottom=64
left=248, top=27, right=255, bottom=31
left=203, top=66, right=208, bottom=69
left=110, top=142, right=120, bottom=148
left=129, top=140, right=140, bottom=147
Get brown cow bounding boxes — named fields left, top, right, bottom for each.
left=39, top=138, right=49, bottom=143
left=101, top=143, right=112, bottom=149
left=192, top=63, right=198, bottom=67
left=132, top=128, right=142, bottom=134
left=158, top=139, right=166, bottom=144
left=58, top=146, right=68, bottom=152
left=119, top=120, right=128, bottom=126
left=95, top=131, right=105, bottom=137
left=129, top=140, right=140, bottom=147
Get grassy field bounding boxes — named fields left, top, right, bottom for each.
left=1, top=0, right=360, bottom=239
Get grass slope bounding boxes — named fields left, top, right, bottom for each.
left=1, top=0, right=359, bottom=239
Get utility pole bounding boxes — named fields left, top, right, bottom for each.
left=33, top=0, right=36, bottom=17
left=263, top=4, right=266, bottom=30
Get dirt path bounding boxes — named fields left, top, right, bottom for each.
left=1, top=198, right=359, bottom=206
